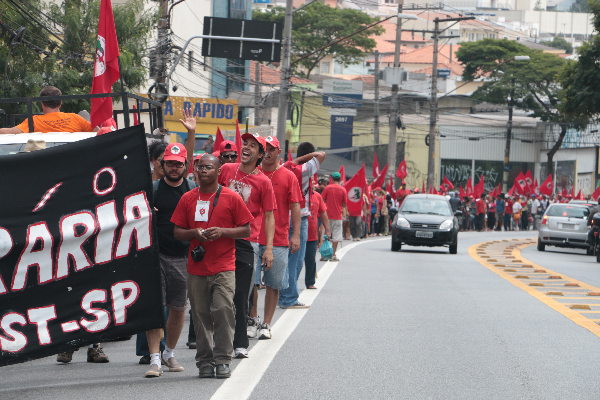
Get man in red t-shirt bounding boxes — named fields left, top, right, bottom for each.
left=396, top=180, right=409, bottom=208
left=172, top=155, right=253, bottom=379
left=254, top=136, right=303, bottom=329
left=476, top=193, right=486, bottom=232
left=322, top=172, right=348, bottom=260
left=305, top=191, right=329, bottom=289
left=218, top=132, right=276, bottom=352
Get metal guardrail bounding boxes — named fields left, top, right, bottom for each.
left=0, top=92, right=164, bottom=134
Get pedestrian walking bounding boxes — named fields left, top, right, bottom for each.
left=322, top=172, right=348, bottom=261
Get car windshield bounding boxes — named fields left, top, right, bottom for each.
left=401, top=198, right=452, bottom=216
left=0, top=142, right=66, bottom=155
left=547, top=205, right=589, bottom=219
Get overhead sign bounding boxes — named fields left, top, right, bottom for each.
left=0, top=126, right=163, bottom=366
left=323, top=80, right=363, bottom=108
left=139, top=96, right=238, bottom=125
left=202, top=17, right=282, bottom=62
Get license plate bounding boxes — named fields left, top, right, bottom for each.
left=416, top=231, right=433, bottom=238
left=561, top=223, right=575, bottom=229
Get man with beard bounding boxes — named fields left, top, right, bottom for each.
left=218, top=132, right=277, bottom=354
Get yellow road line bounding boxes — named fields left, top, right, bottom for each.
left=469, top=240, right=600, bottom=338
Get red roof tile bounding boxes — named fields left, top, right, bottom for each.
left=250, top=61, right=313, bottom=85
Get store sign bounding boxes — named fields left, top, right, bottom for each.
left=140, top=96, right=238, bottom=124
left=322, top=80, right=363, bottom=108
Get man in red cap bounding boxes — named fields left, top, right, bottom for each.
left=218, top=132, right=277, bottom=354
left=142, top=141, right=198, bottom=377
left=219, top=140, right=238, bottom=164
left=396, top=181, right=409, bottom=208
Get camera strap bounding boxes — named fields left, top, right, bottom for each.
left=205, top=185, right=222, bottom=227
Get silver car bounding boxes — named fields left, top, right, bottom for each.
left=538, top=204, right=590, bottom=251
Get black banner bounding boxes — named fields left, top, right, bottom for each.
left=0, top=125, right=163, bottom=366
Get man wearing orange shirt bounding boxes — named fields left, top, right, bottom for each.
left=0, top=86, right=96, bottom=134
left=322, top=172, right=348, bottom=261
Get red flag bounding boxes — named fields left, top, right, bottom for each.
left=531, top=178, right=539, bottom=195
left=287, top=148, right=293, bottom=162
left=570, top=185, right=575, bottom=198
left=491, top=186, right=497, bottom=198
left=561, top=187, right=567, bottom=197
left=90, top=0, right=120, bottom=128
left=474, top=175, right=484, bottom=198
left=396, top=159, right=407, bottom=180
left=214, top=127, right=224, bottom=152
left=432, top=186, right=438, bottom=195
left=422, top=181, right=425, bottom=194
left=459, top=185, right=466, bottom=198
left=235, top=120, right=243, bottom=151
left=539, top=175, right=553, bottom=196
left=576, top=189, right=583, bottom=200
left=344, top=164, right=366, bottom=217
left=515, top=172, right=527, bottom=193
left=371, top=163, right=388, bottom=189
left=132, top=104, right=139, bottom=126
left=373, top=152, right=380, bottom=178
left=442, top=175, right=454, bottom=191
left=524, top=170, right=533, bottom=187
left=466, top=177, right=473, bottom=197
left=592, top=186, right=600, bottom=201
left=339, top=165, right=346, bottom=185
left=508, top=184, right=515, bottom=196
left=387, top=177, right=396, bottom=200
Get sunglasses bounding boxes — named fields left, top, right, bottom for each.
left=221, top=154, right=238, bottom=160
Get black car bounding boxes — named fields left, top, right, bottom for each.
left=391, top=194, right=461, bottom=254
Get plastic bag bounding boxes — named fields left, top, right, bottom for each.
left=319, top=236, right=333, bottom=260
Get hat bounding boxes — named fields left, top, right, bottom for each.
left=163, top=143, right=187, bottom=163
left=219, top=140, right=237, bottom=153
left=264, top=135, right=280, bottom=150
left=96, top=126, right=116, bottom=136
left=212, top=150, right=220, bottom=158
left=401, top=180, right=407, bottom=185
left=531, top=193, right=536, bottom=197
left=100, top=118, right=117, bottom=129
left=22, top=139, right=46, bottom=152
left=241, top=132, right=266, bottom=150
left=331, top=172, right=342, bottom=180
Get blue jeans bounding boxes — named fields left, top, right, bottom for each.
left=279, top=216, right=308, bottom=307
left=304, top=240, right=318, bottom=288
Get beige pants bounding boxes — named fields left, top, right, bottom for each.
left=187, top=271, right=235, bottom=368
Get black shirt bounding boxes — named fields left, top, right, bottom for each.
left=449, top=196, right=461, bottom=212
left=154, top=179, right=192, bottom=257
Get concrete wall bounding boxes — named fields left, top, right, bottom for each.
left=491, top=10, right=593, bottom=36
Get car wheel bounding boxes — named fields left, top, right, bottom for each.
left=449, top=243, right=457, bottom=254
left=537, top=240, right=545, bottom=252
left=391, top=238, right=401, bottom=252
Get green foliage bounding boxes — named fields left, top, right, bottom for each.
left=540, top=36, right=573, bottom=54
left=0, top=0, right=157, bottom=117
left=534, top=0, right=545, bottom=11
left=253, top=2, right=384, bottom=79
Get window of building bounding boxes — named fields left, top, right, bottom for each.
left=334, top=62, right=342, bottom=74
left=321, top=61, right=330, bottom=74
left=230, top=0, right=246, bottom=19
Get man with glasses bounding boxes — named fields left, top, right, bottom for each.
left=219, top=140, right=238, bottom=164
left=144, top=137, right=198, bottom=377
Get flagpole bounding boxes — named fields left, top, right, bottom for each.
left=117, top=56, right=130, bottom=128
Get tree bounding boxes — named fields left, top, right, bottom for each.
left=457, top=39, right=573, bottom=182
left=534, top=0, right=545, bottom=11
left=252, top=2, right=384, bottom=79
left=0, top=0, right=156, bottom=117
left=540, top=36, right=573, bottom=54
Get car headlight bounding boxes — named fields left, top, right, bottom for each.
left=397, top=217, right=410, bottom=228
left=439, top=220, right=453, bottom=230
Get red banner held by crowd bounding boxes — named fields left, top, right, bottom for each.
left=396, top=159, right=407, bottom=180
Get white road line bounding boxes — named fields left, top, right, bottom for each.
left=211, top=238, right=386, bottom=400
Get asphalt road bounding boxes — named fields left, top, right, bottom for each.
left=3, top=230, right=600, bottom=399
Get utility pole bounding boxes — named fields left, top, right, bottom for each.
left=426, top=18, right=439, bottom=192
left=502, top=92, right=514, bottom=192
left=387, top=0, right=403, bottom=182
left=153, top=0, right=170, bottom=102
left=254, top=62, right=261, bottom=126
left=276, top=0, right=294, bottom=144
left=374, top=50, right=380, bottom=144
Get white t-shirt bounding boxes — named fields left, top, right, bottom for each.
left=300, top=158, right=320, bottom=217
left=531, top=199, right=540, bottom=214
left=513, top=202, right=522, bottom=214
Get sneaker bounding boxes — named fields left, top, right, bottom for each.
left=199, top=364, right=215, bottom=378
left=144, top=364, right=163, bottom=378
left=247, top=316, right=260, bottom=339
left=186, top=341, right=197, bottom=349
left=259, top=323, right=271, bottom=340
left=216, top=364, right=231, bottom=379
left=162, top=355, right=184, bottom=372
left=286, top=302, right=310, bottom=309
left=57, top=351, right=75, bottom=363
left=87, top=345, right=109, bottom=363
left=234, top=347, right=249, bottom=358
left=139, top=355, right=150, bottom=365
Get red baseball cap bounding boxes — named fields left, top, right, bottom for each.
left=101, top=118, right=117, bottom=129
left=163, top=143, right=187, bottom=163
left=241, top=132, right=266, bottom=150
left=264, top=135, right=280, bottom=150
left=219, top=140, right=237, bottom=153
left=96, top=126, right=115, bottom=136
